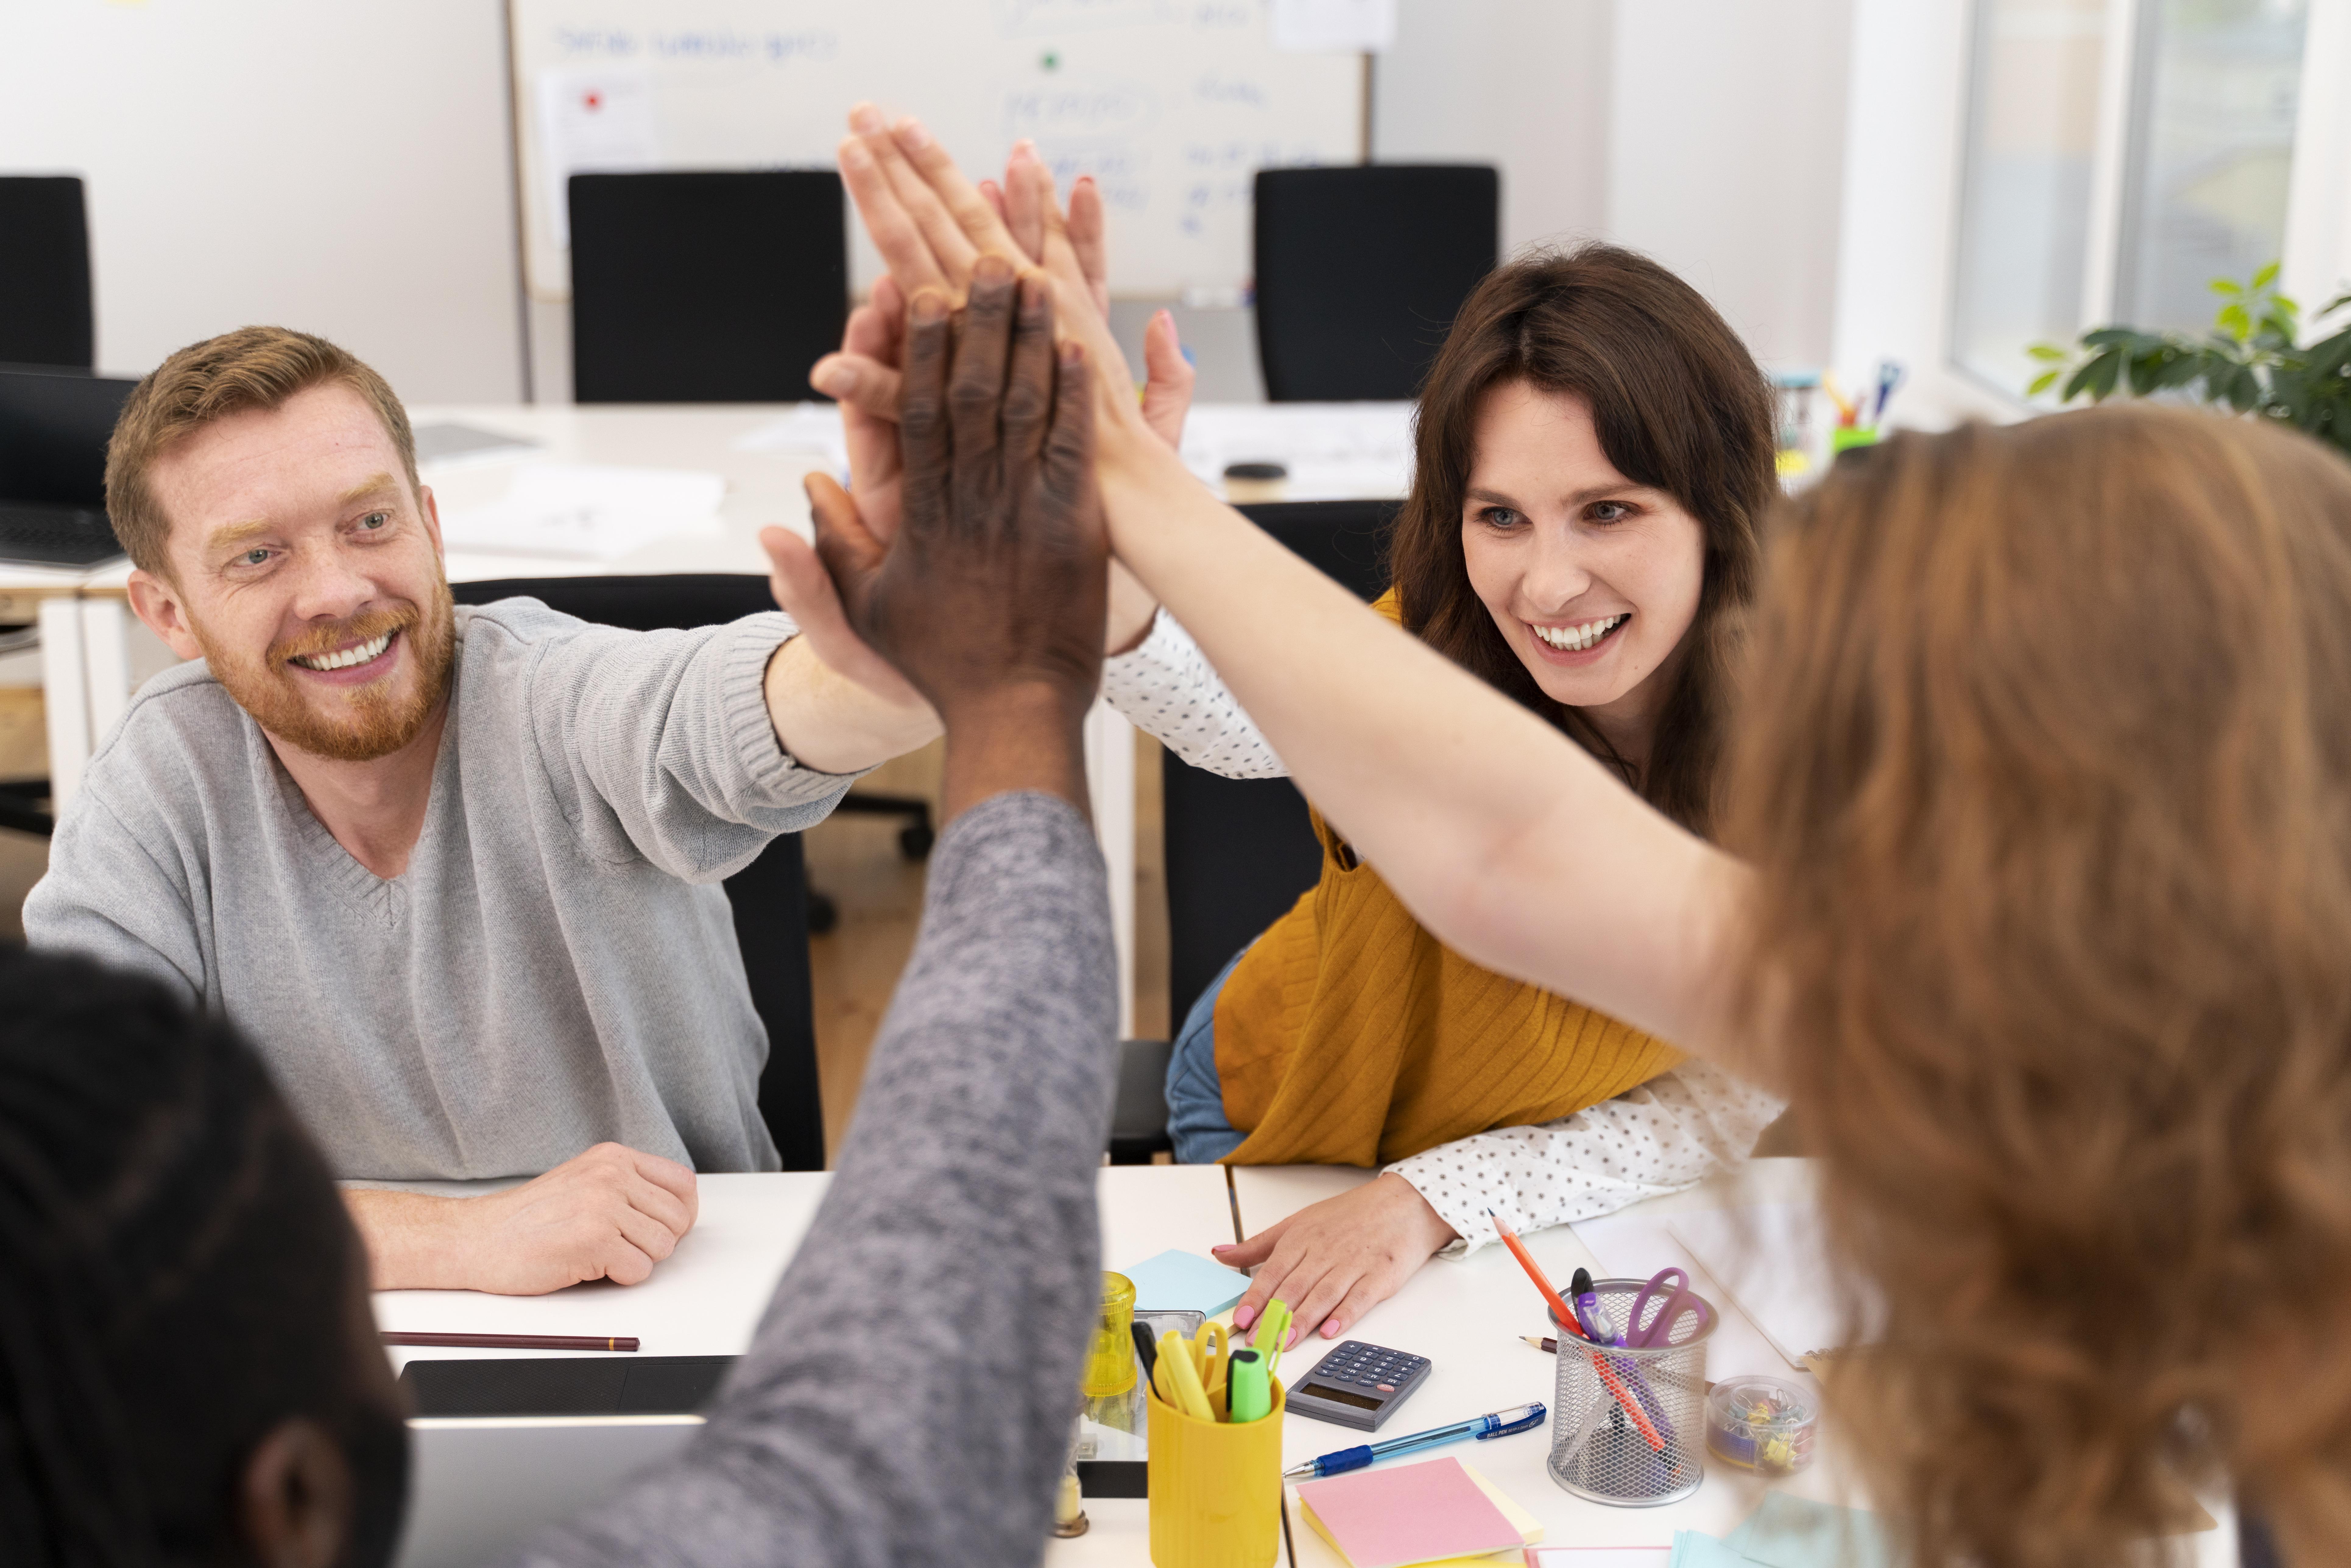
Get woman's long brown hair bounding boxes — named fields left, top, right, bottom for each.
left=1726, top=406, right=2351, bottom=1567
left=1389, top=244, right=1777, bottom=833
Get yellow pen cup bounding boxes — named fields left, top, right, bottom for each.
left=1145, top=1373, right=1287, bottom=1568
left=1082, top=1271, right=1139, bottom=1397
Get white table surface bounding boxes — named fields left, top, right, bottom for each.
left=373, top=1165, right=1238, bottom=1373
left=1233, top=1161, right=2236, bottom=1566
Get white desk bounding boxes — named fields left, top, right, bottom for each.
left=373, top=1165, right=1238, bottom=1372
left=372, top=1163, right=2234, bottom=1563
left=1232, top=1162, right=2237, bottom=1566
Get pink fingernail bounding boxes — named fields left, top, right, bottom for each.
left=1323, top=1322, right=1340, bottom=1338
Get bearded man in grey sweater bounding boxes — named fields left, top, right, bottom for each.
left=22, top=326, right=948, bottom=1295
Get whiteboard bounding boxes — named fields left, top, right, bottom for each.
left=508, top=0, right=1368, bottom=300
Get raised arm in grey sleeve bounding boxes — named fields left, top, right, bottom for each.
left=497, top=602, right=867, bottom=882
left=1101, top=608, right=1287, bottom=778
left=515, top=791, right=1118, bottom=1568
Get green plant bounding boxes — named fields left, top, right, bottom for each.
left=2028, top=263, right=2351, bottom=459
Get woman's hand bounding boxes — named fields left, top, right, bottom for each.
left=1215, top=1173, right=1461, bottom=1348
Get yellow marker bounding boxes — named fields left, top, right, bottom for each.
left=1157, top=1330, right=1216, bottom=1421
left=1252, top=1299, right=1294, bottom=1376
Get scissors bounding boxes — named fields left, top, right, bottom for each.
left=1625, top=1267, right=1713, bottom=1348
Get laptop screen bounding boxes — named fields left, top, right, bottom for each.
left=0, top=367, right=137, bottom=509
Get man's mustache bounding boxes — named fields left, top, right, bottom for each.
left=268, top=606, right=418, bottom=669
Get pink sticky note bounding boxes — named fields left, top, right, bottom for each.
left=1296, top=1457, right=1525, bottom=1568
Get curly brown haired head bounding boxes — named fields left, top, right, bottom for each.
left=1726, top=405, right=2351, bottom=1566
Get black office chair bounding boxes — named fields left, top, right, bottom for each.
left=0, top=176, right=94, bottom=371
left=1252, top=166, right=1499, bottom=402
left=568, top=170, right=849, bottom=405
left=565, top=170, right=931, bottom=870
left=450, top=575, right=827, bottom=1170
left=1107, top=500, right=1400, bottom=1164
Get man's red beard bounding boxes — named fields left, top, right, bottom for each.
left=196, top=582, right=457, bottom=763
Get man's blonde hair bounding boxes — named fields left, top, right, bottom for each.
left=105, top=326, right=418, bottom=577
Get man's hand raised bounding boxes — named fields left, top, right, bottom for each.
left=803, top=255, right=1106, bottom=821
left=345, top=1142, right=700, bottom=1295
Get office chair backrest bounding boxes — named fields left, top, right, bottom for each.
left=449, top=575, right=827, bottom=1170
left=0, top=176, right=95, bottom=371
left=1253, top=165, right=1499, bottom=402
left=1161, top=500, right=1398, bottom=1023
left=569, top=170, right=848, bottom=404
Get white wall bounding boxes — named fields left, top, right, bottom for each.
left=1606, top=0, right=1856, bottom=369
left=5, top=0, right=1870, bottom=406
left=1, top=0, right=524, bottom=405
left=1374, top=0, right=1614, bottom=253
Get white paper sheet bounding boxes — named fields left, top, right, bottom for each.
left=1177, top=401, right=1414, bottom=502
left=1665, top=1203, right=1878, bottom=1370
left=436, top=464, right=725, bottom=562
left=1567, top=1210, right=1804, bottom=1384
left=535, top=65, right=660, bottom=250
left=1270, top=0, right=1398, bottom=53
left=730, top=404, right=849, bottom=481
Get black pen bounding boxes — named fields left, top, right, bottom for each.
left=1131, top=1321, right=1160, bottom=1391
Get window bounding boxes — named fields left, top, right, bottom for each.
left=1949, top=0, right=2314, bottom=398
left=2114, top=0, right=2310, bottom=333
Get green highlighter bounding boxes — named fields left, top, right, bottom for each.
left=1225, top=1348, right=1272, bottom=1424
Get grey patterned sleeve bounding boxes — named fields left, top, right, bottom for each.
left=1101, top=608, right=1289, bottom=779
left=1387, top=1063, right=1789, bottom=1257
left=510, top=791, right=1119, bottom=1568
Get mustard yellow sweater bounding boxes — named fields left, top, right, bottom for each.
left=1211, top=592, right=1682, bottom=1167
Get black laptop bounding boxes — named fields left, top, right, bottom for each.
left=0, top=366, right=137, bottom=568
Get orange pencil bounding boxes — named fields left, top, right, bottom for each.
left=1486, top=1211, right=1665, bottom=1453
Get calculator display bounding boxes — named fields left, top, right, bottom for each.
left=1299, top=1382, right=1383, bottom=1411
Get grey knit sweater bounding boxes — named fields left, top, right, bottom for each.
left=515, top=791, right=1119, bottom=1568
left=24, top=599, right=853, bottom=1179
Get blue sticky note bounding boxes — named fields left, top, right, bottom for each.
left=1668, top=1530, right=1759, bottom=1568
left=1722, top=1493, right=1895, bottom=1568
left=1117, top=1249, right=1252, bottom=1316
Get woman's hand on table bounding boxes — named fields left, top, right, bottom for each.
left=1216, top=1173, right=1461, bottom=1348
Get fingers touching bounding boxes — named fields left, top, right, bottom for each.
left=1139, top=309, right=1196, bottom=450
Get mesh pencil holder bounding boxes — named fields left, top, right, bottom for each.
left=1546, top=1279, right=1713, bottom=1507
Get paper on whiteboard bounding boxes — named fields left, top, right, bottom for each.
left=1664, top=1203, right=1880, bottom=1369
left=1178, top=401, right=1414, bottom=501
left=1568, top=1210, right=1801, bottom=1382
left=437, top=465, right=724, bottom=561
left=536, top=65, right=660, bottom=249
left=1271, top=0, right=1398, bottom=52
left=730, top=404, right=849, bottom=480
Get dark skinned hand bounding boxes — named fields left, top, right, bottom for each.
left=802, top=254, right=1106, bottom=819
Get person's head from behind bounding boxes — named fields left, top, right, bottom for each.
left=1726, top=405, right=2351, bottom=1567
left=1389, top=244, right=1777, bottom=832
left=111, top=326, right=456, bottom=764
left=0, top=948, right=408, bottom=1567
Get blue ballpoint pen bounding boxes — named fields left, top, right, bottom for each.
left=1282, top=1403, right=1547, bottom=1480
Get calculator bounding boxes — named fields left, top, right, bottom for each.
left=1287, top=1340, right=1432, bottom=1430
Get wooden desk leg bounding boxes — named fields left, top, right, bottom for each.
left=39, top=598, right=91, bottom=810
left=1084, top=697, right=1138, bottom=1038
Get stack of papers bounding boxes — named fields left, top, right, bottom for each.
left=1292, top=1457, right=1538, bottom=1568
left=1178, top=402, right=1416, bottom=501
left=1115, top=1249, right=1252, bottom=1316
left=436, top=464, right=725, bottom=562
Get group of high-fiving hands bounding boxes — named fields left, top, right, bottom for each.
left=747, top=103, right=1465, bottom=1351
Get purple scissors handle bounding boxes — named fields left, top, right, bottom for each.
left=1626, top=1267, right=1713, bottom=1348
